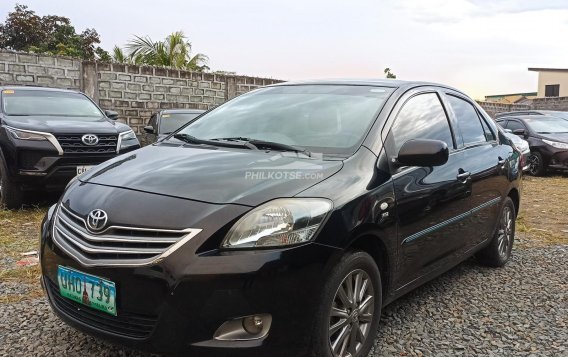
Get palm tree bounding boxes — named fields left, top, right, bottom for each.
left=125, top=31, right=209, bottom=71
left=112, top=46, right=129, bottom=63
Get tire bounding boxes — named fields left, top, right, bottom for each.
left=476, top=197, right=515, bottom=267
left=0, top=157, right=24, bottom=209
left=527, top=151, right=546, bottom=176
left=309, top=251, right=382, bottom=357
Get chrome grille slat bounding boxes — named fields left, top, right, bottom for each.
left=58, top=208, right=180, bottom=244
left=52, top=205, right=201, bottom=267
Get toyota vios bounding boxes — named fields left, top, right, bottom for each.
left=40, top=80, right=521, bottom=357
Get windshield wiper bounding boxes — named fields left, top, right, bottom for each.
left=172, top=133, right=256, bottom=149
left=211, top=137, right=311, bottom=157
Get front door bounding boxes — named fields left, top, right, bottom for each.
left=384, top=91, right=472, bottom=288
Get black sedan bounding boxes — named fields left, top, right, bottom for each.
left=40, top=80, right=521, bottom=357
left=142, top=109, right=204, bottom=144
left=496, top=115, right=568, bottom=175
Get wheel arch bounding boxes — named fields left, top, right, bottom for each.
left=507, top=187, right=520, bottom=218
left=346, top=232, right=391, bottom=302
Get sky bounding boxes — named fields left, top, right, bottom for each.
left=1, top=0, right=568, bottom=100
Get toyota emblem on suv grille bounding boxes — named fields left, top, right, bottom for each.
left=87, top=209, right=108, bottom=232
left=82, top=134, right=99, bottom=146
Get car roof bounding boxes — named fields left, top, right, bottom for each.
left=159, top=109, right=205, bottom=114
left=502, top=115, right=562, bottom=121
left=0, top=85, right=81, bottom=94
left=269, top=78, right=468, bottom=95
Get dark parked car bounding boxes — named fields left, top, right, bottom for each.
left=40, top=80, right=521, bottom=357
left=496, top=115, right=568, bottom=175
left=0, top=86, right=140, bottom=208
left=142, top=109, right=205, bottom=144
left=495, top=110, right=568, bottom=120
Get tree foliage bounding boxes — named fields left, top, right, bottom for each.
left=0, top=4, right=109, bottom=60
left=384, top=67, right=397, bottom=79
left=115, top=31, right=209, bottom=71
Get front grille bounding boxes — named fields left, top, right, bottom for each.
left=55, top=134, right=118, bottom=154
left=45, top=278, right=157, bottom=339
left=52, top=205, right=201, bottom=267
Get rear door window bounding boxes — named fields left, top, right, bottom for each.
left=446, top=95, right=486, bottom=146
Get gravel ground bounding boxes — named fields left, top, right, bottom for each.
left=0, top=246, right=566, bottom=356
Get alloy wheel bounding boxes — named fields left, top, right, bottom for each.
left=328, top=269, right=374, bottom=357
left=497, top=206, right=513, bottom=258
left=528, top=154, right=540, bottom=175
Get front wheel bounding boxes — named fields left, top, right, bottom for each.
left=476, top=197, right=515, bottom=267
left=310, top=251, right=382, bottom=357
left=527, top=151, right=546, bottom=176
left=0, top=159, right=24, bottom=209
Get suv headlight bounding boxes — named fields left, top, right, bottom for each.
left=119, top=130, right=139, bottom=151
left=222, top=198, right=332, bottom=249
left=7, top=127, right=48, bottom=141
left=543, top=139, right=568, bottom=150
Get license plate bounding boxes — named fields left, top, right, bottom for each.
left=76, top=165, right=93, bottom=176
left=57, top=266, right=117, bottom=316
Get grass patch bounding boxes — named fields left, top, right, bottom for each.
left=0, top=206, right=48, bottom=303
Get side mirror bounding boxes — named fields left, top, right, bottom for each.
left=512, top=128, right=526, bottom=136
left=397, top=139, right=449, bottom=167
left=105, top=110, right=119, bottom=120
left=143, top=125, right=155, bottom=134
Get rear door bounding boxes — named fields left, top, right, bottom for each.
left=384, top=90, right=472, bottom=287
left=442, top=92, right=511, bottom=251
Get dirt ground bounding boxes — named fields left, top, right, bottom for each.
left=0, top=175, right=567, bottom=304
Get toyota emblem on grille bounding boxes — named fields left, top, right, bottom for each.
left=82, top=134, right=99, bottom=146
left=87, top=209, right=108, bottom=232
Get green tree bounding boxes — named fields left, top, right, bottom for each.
left=0, top=4, right=108, bottom=60
left=124, top=31, right=209, bottom=71
left=384, top=67, right=397, bottom=79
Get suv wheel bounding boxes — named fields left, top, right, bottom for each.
left=310, top=251, right=381, bottom=357
left=527, top=151, right=546, bottom=176
left=476, top=197, right=515, bottom=267
left=0, top=158, right=24, bottom=209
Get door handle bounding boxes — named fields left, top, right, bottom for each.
left=457, top=171, right=471, bottom=181
left=498, top=157, right=506, bottom=166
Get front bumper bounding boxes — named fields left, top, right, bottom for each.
left=40, top=207, right=340, bottom=356
left=547, top=149, right=568, bottom=171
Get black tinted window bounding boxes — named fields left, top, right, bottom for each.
left=447, top=95, right=486, bottom=145
left=506, top=120, right=525, bottom=131
left=390, top=93, right=454, bottom=153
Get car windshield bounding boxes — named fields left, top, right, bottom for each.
left=2, top=89, right=103, bottom=117
left=160, top=113, right=202, bottom=134
left=525, top=117, right=568, bottom=133
left=176, top=85, right=394, bottom=156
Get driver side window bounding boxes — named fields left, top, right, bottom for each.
left=388, top=93, right=455, bottom=155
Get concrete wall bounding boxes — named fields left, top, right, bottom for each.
left=536, top=71, right=568, bottom=98
left=479, top=96, right=568, bottom=118
left=477, top=101, right=530, bottom=118
left=0, top=50, right=282, bottom=132
left=0, top=51, right=81, bottom=90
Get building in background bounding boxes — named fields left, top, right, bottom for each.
left=528, top=68, right=568, bottom=98
left=484, top=92, right=537, bottom=104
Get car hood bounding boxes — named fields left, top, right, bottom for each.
left=79, top=144, right=343, bottom=206
left=3, top=115, right=123, bottom=134
left=539, top=133, right=568, bottom=143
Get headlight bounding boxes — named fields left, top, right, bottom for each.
left=118, top=130, right=139, bottom=152
left=222, top=198, right=332, bottom=249
left=543, top=139, right=568, bottom=150
left=7, top=127, right=48, bottom=141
